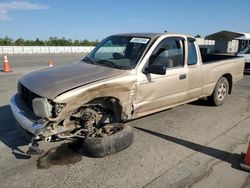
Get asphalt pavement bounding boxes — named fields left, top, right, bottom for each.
left=0, top=54, right=250, bottom=188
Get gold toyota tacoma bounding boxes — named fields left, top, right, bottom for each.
left=10, top=33, right=245, bottom=156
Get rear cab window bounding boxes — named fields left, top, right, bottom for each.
left=187, top=38, right=198, bottom=65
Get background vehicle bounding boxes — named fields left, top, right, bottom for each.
left=236, top=45, right=250, bottom=73
left=10, top=33, right=245, bottom=156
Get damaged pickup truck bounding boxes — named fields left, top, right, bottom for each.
left=10, top=33, right=245, bottom=157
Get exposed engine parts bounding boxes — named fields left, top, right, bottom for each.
left=51, top=102, right=66, bottom=117
left=64, top=106, right=122, bottom=138
left=63, top=107, right=103, bottom=138
left=37, top=101, right=123, bottom=141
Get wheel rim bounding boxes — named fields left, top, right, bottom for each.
left=217, top=82, right=227, bottom=101
left=100, top=124, right=123, bottom=136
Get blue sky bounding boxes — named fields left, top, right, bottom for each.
left=0, top=0, right=249, bottom=40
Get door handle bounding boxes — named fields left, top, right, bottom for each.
left=179, top=74, right=186, bottom=80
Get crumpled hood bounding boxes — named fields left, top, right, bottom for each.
left=19, top=62, right=124, bottom=99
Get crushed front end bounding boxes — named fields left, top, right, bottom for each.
left=10, top=83, right=121, bottom=155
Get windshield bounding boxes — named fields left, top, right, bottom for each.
left=83, top=36, right=150, bottom=69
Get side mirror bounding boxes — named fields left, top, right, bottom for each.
left=144, top=64, right=166, bottom=75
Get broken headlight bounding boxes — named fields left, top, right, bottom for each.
left=32, top=97, right=52, bottom=118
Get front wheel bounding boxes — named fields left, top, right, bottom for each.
left=208, top=77, right=229, bottom=106
left=82, top=123, right=134, bottom=157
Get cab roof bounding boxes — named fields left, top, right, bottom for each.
left=111, top=33, right=163, bottom=39
left=111, top=32, right=194, bottom=40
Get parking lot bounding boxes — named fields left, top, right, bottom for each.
left=0, top=54, right=250, bottom=188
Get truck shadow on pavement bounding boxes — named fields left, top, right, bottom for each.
left=0, top=105, right=31, bottom=159
left=189, top=99, right=214, bottom=107
left=134, top=126, right=243, bottom=170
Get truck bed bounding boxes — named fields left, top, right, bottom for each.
left=201, top=54, right=240, bottom=64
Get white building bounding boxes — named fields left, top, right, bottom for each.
left=205, top=30, right=250, bottom=54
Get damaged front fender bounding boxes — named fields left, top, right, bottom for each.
left=53, top=72, right=137, bottom=121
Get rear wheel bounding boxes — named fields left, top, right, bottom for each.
left=208, top=77, right=229, bottom=106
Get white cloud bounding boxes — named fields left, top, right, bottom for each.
left=0, top=1, right=49, bottom=21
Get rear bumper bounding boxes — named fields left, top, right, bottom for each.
left=10, top=95, right=45, bottom=136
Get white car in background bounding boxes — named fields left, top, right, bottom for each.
left=236, top=45, right=250, bottom=73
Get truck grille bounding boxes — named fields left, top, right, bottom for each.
left=18, top=83, right=40, bottom=111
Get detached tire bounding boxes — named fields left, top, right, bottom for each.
left=208, top=77, right=229, bottom=106
left=83, top=124, right=134, bottom=157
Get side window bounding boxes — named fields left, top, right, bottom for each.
left=187, top=38, right=198, bottom=65
left=150, top=37, right=184, bottom=69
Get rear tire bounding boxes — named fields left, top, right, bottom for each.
left=208, top=77, right=229, bottom=106
left=83, top=123, right=134, bottom=157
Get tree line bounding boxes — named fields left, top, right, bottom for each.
left=0, top=36, right=99, bottom=46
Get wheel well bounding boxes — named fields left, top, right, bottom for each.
left=222, top=74, right=232, bottom=94
left=87, top=97, right=123, bottom=122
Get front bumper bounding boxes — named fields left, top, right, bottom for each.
left=10, top=95, right=45, bottom=136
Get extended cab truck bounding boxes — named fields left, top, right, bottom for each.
left=10, top=33, right=245, bottom=156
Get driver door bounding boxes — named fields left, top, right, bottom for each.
left=133, top=37, right=189, bottom=117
